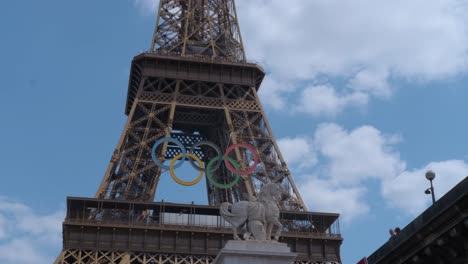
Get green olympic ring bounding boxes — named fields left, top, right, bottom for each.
left=206, top=156, right=241, bottom=189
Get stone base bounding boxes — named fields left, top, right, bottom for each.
left=213, top=240, right=297, bottom=264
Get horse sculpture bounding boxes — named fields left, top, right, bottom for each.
left=220, top=183, right=284, bottom=241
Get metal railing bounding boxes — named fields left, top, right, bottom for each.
left=65, top=197, right=341, bottom=239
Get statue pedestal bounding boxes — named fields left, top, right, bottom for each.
left=213, top=240, right=297, bottom=264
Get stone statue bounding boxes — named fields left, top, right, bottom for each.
left=259, top=183, right=284, bottom=241
left=220, top=183, right=284, bottom=241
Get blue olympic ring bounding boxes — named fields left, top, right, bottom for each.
left=151, top=137, right=187, bottom=170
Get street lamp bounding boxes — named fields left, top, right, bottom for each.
left=425, top=170, right=436, bottom=204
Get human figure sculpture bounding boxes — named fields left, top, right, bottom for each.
left=220, top=183, right=284, bottom=241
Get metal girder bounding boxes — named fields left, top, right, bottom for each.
left=54, top=249, right=341, bottom=264
left=54, top=250, right=215, bottom=264
left=151, top=0, right=246, bottom=63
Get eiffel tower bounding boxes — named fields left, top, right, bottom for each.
left=54, top=0, right=342, bottom=263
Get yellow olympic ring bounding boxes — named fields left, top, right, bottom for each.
left=169, top=153, right=205, bottom=186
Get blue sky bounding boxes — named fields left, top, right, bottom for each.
left=1, top=0, right=468, bottom=263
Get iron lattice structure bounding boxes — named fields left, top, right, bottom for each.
left=56, top=251, right=340, bottom=264
left=55, top=0, right=343, bottom=263
left=95, top=69, right=307, bottom=209
left=150, top=0, right=246, bottom=62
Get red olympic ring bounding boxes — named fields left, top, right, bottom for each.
left=224, top=143, right=259, bottom=175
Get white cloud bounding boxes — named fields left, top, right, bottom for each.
left=277, top=124, right=468, bottom=222
left=238, top=0, right=468, bottom=79
left=299, top=176, right=369, bottom=224
left=278, top=123, right=405, bottom=222
left=349, top=68, right=392, bottom=98
left=0, top=197, right=64, bottom=264
left=277, top=136, right=317, bottom=169
left=296, top=85, right=369, bottom=117
left=258, top=76, right=295, bottom=110
left=0, top=215, right=6, bottom=240
left=382, top=160, right=468, bottom=215
left=236, top=0, right=468, bottom=114
left=0, top=239, right=50, bottom=264
left=314, top=123, right=406, bottom=185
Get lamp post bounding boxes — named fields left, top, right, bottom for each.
left=425, top=170, right=436, bottom=204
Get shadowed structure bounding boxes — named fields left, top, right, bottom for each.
left=367, top=177, right=468, bottom=264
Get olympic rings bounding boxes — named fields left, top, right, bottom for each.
left=224, top=143, right=259, bottom=175
left=206, top=156, right=241, bottom=189
left=188, top=140, right=222, bottom=172
left=169, top=153, right=205, bottom=186
left=151, top=137, right=187, bottom=170
left=151, top=137, right=258, bottom=188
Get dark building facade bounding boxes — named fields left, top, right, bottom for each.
left=367, top=176, right=468, bottom=264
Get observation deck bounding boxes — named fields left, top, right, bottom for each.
left=125, top=52, right=266, bottom=115
left=62, top=197, right=342, bottom=263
